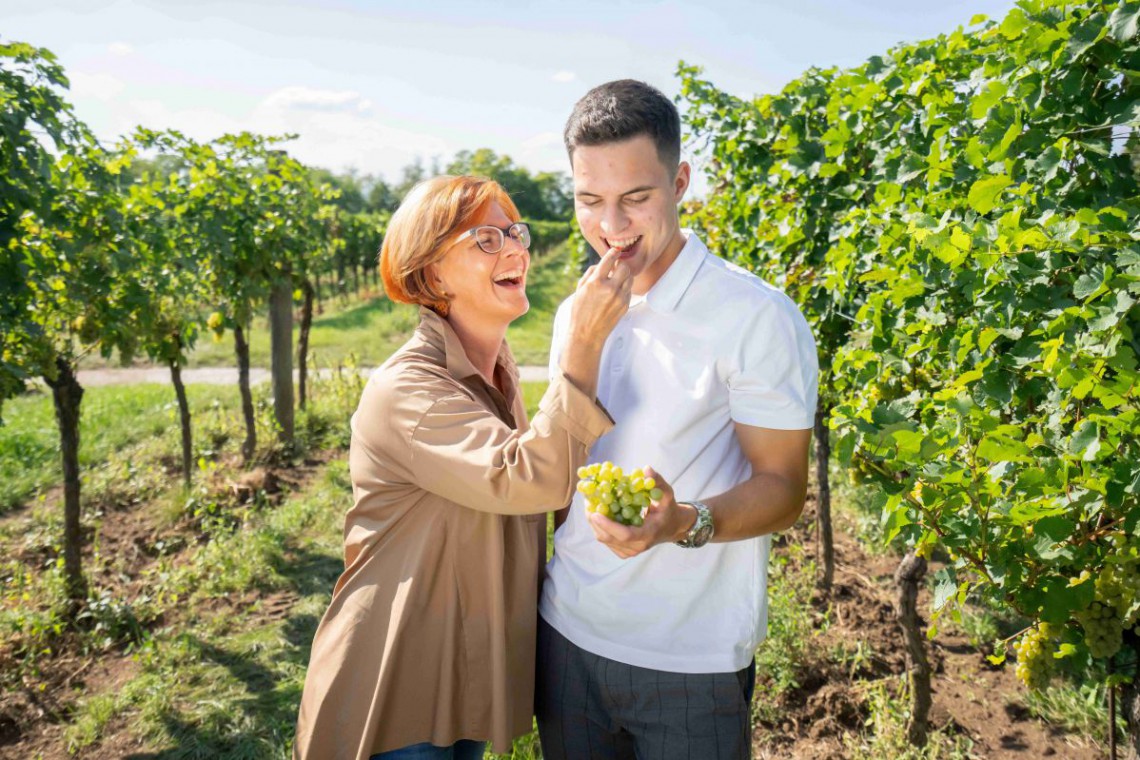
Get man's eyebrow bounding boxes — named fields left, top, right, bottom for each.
left=575, top=186, right=657, bottom=198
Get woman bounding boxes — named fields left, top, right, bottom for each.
left=293, top=175, right=631, bottom=760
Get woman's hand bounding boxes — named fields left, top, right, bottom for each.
left=568, top=247, right=633, bottom=350
left=557, top=248, right=632, bottom=399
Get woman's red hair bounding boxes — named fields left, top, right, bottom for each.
left=379, top=175, right=520, bottom=317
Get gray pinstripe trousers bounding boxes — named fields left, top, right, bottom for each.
left=535, top=617, right=755, bottom=760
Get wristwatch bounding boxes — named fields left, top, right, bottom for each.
left=675, top=501, right=714, bottom=548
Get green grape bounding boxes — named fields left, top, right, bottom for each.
left=576, top=461, right=663, bottom=526
left=1076, top=601, right=1123, bottom=659
left=1095, top=560, right=1140, bottom=629
left=1013, top=623, right=1056, bottom=691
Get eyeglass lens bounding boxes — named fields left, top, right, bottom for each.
left=475, top=224, right=530, bottom=253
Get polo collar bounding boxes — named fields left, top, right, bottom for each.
left=643, top=229, right=707, bottom=314
left=417, top=306, right=517, bottom=384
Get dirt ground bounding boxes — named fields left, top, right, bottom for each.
left=751, top=498, right=1104, bottom=759
left=0, top=458, right=328, bottom=760
left=0, top=475, right=1111, bottom=758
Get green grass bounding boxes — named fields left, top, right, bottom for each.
left=6, top=379, right=550, bottom=757
left=1023, top=681, right=1126, bottom=748
left=64, top=461, right=352, bottom=758
left=842, top=678, right=977, bottom=760
left=187, top=296, right=421, bottom=369
left=505, top=247, right=579, bottom=366
left=752, top=541, right=825, bottom=725
left=0, top=383, right=242, bottom=513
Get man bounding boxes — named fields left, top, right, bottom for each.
left=537, top=79, right=819, bottom=759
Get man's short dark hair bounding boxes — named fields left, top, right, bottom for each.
left=564, top=79, right=681, bottom=171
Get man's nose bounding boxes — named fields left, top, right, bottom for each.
left=599, top=207, right=629, bottom=236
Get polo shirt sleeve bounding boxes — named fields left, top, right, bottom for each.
left=548, top=297, right=572, bottom=383
left=727, top=296, right=819, bottom=430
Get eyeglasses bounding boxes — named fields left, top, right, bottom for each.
left=455, top=222, right=531, bottom=254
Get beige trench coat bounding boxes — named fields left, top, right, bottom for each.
left=293, top=308, right=612, bottom=759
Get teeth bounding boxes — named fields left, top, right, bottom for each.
left=494, top=270, right=524, bottom=282
left=608, top=236, right=640, bottom=250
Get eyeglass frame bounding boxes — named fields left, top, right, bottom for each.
left=454, top=221, right=532, bottom=254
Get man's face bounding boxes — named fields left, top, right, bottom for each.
left=571, top=134, right=690, bottom=294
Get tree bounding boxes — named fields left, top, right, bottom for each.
left=446, top=148, right=571, bottom=220
left=2, top=42, right=149, bottom=603
left=680, top=0, right=1140, bottom=751
left=123, top=128, right=212, bottom=487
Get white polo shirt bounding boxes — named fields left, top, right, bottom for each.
left=539, top=231, right=818, bottom=674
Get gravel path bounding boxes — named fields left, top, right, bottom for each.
left=76, top=365, right=549, bottom=387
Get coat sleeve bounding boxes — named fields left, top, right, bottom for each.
left=354, top=367, right=613, bottom=515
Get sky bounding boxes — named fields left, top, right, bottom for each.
left=4, top=0, right=1020, bottom=189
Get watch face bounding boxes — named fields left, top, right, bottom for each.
left=692, top=523, right=714, bottom=547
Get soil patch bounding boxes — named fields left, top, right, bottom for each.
left=0, top=451, right=336, bottom=759
left=752, top=497, right=1103, bottom=759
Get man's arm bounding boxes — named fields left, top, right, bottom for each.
left=587, top=422, right=811, bottom=559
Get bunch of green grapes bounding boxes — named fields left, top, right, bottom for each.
left=576, top=462, right=664, bottom=527
left=1094, top=561, right=1140, bottom=632
left=1013, top=622, right=1057, bottom=690
left=1075, top=601, right=1124, bottom=659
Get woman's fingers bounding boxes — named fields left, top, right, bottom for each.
left=578, top=264, right=598, bottom=288
left=595, top=247, right=621, bottom=280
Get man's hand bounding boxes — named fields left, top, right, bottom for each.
left=588, top=467, right=697, bottom=559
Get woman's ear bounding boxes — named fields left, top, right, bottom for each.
left=427, top=262, right=448, bottom=296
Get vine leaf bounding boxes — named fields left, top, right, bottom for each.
left=1108, top=2, right=1140, bottom=43
left=967, top=174, right=1012, bottom=215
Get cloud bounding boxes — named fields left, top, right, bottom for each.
left=521, top=131, right=561, bottom=150
left=248, top=87, right=453, bottom=176
left=551, top=70, right=576, bottom=83
left=108, top=42, right=134, bottom=57
left=111, top=87, right=448, bottom=179
left=261, top=86, right=372, bottom=113
left=124, top=99, right=239, bottom=138
left=69, top=71, right=126, bottom=101
left=519, top=131, right=567, bottom=173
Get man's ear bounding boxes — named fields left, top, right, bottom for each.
left=673, top=161, right=691, bottom=203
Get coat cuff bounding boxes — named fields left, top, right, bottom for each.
left=539, top=369, right=614, bottom=446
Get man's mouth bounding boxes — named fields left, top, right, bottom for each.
left=604, top=235, right=642, bottom=257
left=493, top=268, right=526, bottom=289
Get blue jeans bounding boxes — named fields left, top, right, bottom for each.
left=370, top=740, right=486, bottom=760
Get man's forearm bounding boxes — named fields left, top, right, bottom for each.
left=701, top=472, right=807, bottom=542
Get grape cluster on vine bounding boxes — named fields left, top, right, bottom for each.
left=576, top=462, right=663, bottom=527
left=1013, top=622, right=1057, bottom=691
left=1075, top=601, right=1123, bottom=659
left=1094, top=560, right=1140, bottom=631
